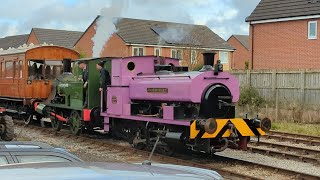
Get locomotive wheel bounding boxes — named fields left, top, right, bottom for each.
left=70, top=110, right=82, bottom=135
left=0, top=115, right=14, bottom=141
left=50, top=116, right=62, bottom=131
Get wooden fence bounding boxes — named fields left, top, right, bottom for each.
left=232, top=70, right=320, bottom=106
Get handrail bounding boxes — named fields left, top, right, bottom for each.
left=132, top=75, right=191, bottom=80
left=204, top=77, right=229, bottom=80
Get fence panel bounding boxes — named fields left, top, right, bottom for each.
left=231, top=70, right=320, bottom=106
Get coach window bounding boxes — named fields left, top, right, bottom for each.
left=14, top=61, right=19, bottom=78
left=0, top=62, right=3, bottom=78
left=19, top=61, right=23, bottom=78
left=5, top=61, right=13, bottom=78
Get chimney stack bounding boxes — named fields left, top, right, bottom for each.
left=199, top=51, right=216, bottom=72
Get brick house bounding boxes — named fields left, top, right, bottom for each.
left=227, top=35, right=249, bottom=70
left=74, top=17, right=235, bottom=70
left=0, top=34, right=29, bottom=50
left=26, top=28, right=83, bottom=48
left=246, top=0, right=320, bottom=70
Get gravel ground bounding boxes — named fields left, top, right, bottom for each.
left=14, top=126, right=146, bottom=163
left=13, top=125, right=311, bottom=179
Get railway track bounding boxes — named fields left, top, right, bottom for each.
left=14, top=122, right=320, bottom=180
left=269, top=131, right=320, bottom=142
left=265, top=131, right=320, bottom=146
left=248, top=143, right=320, bottom=165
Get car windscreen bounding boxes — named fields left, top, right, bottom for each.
left=0, top=156, right=8, bottom=165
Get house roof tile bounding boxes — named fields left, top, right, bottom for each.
left=32, top=28, right=83, bottom=48
left=0, top=34, right=29, bottom=50
left=230, top=35, right=249, bottom=49
left=246, top=0, right=320, bottom=22
left=114, top=17, right=234, bottom=50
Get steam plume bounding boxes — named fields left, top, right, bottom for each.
left=91, top=0, right=128, bottom=57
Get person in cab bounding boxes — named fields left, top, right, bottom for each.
left=79, top=61, right=88, bottom=108
left=96, top=61, right=111, bottom=111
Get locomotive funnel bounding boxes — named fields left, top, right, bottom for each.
left=63, top=59, right=72, bottom=73
left=200, top=51, right=216, bottom=72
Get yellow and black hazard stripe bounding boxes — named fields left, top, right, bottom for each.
left=190, top=118, right=267, bottom=139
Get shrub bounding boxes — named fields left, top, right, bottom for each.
left=79, top=52, right=87, bottom=58
left=244, top=61, right=249, bottom=70
left=238, top=86, right=265, bottom=107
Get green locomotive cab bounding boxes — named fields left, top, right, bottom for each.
left=35, top=57, right=111, bottom=135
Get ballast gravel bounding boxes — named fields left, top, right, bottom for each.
left=13, top=125, right=316, bottom=179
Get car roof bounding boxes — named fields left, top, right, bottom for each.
left=0, top=141, right=82, bottom=162
left=0, top=141, right=54, bottom=150
left=0, top=162, right=222, bottom=180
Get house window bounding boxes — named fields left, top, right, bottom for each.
left=219, top=51, right=229, bottom=64
left=191, top=50, right=197, bottom=64
left=132, top=47, right=144, bottom=56
left=154, top=48, right=161, bottom=56
left=171, top=49, right=183, bottom=59
left=308, top=21, right=317, bottom=39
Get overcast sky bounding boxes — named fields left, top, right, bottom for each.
left=0, top=0, right=260, bottom=40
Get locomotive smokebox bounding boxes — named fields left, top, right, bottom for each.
left=63, top=59, right=72, bottom=73
left=200, top=51, right=216, bottom=72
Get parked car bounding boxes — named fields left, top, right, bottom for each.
left=0, top=162, right=223, bottom=180
left=0, top=141, right=82, bottom=165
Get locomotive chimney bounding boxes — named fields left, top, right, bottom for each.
left=199, top=51, right=216, bottom=72
left=62, top=59, right=72, bottom=73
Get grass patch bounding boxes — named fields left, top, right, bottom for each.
left=271, top=122, right=320, bottom=136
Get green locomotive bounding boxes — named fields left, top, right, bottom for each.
left=35, top=57, right=111, bottom=135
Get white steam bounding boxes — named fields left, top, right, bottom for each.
left=156, top=25, right=195, bottom=45
left=91, top=0, right=128, bottom=57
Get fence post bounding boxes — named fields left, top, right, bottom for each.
left=275, top=88, right=279, bottom=122
left=300, top=71, right=305, bottom=105
left=272, top=70, right=277, bottom=102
